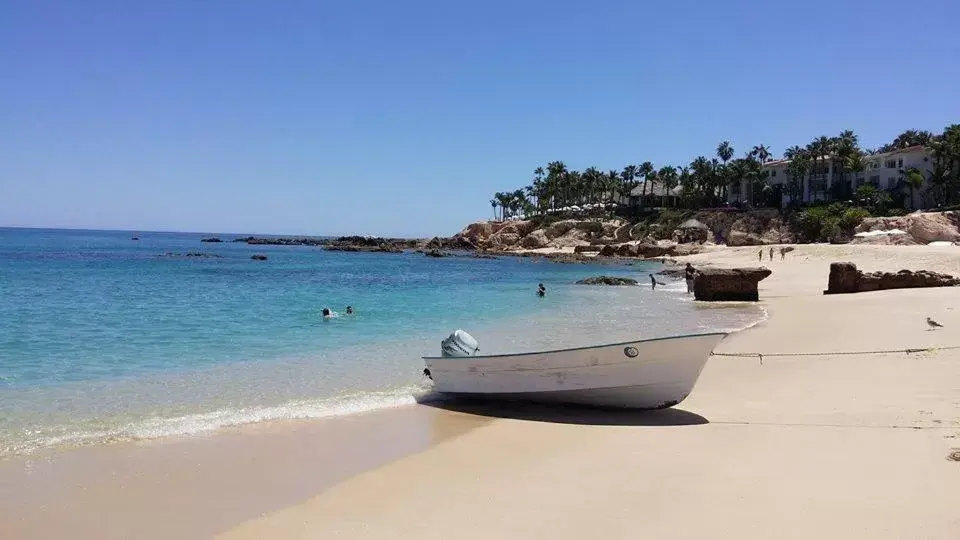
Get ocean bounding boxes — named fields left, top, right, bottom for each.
left=0, top=228, right=764, bottom=457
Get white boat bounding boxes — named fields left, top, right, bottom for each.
left=423, top=332, right=726, bottom=409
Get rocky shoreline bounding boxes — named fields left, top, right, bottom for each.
left=205, top=211, right=960, bottom=264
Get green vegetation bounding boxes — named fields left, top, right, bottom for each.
left=490, top=124, right=960, bottom=221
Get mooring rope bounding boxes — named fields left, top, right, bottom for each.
left=711, top=345, right=960, bottom=365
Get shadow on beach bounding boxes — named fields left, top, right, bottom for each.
left=417, top=394, right=708, bottom=427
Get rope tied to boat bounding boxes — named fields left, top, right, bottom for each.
left=711, top=345, right=960, bottom=365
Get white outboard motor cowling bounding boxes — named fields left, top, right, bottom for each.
left=441, top=329, right=480, bottom=357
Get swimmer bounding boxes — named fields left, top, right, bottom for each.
left=537, top=283, right=546, bottom=297
left=345, top=305, right=354, bottom=315
left=321, top=307, right=333, bottom=318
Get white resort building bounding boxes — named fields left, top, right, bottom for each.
left=729, top=145, right=936, bottom=208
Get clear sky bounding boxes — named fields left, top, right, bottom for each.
left=2, top=0, right=959, bottom=237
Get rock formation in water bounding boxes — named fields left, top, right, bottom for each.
left=824, top=262, right=960, bottom=294
left=693, top=267, right=772, bottom=302
left=575, top=276, right=639, bottom=286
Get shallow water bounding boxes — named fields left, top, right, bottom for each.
left=0, top=228, right=764, bottom=456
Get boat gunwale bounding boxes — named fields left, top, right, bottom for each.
left=422, top=331, right=727, bottom=361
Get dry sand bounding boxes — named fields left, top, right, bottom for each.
left=3, top=244, right=960, bottom=539
left=217, top=244, right=960, bottom=540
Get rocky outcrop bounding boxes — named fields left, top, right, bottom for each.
left=237, top=237, right=326, bottom=246
left=726, top=230, right=765, bottom=246
left=519, top=229, right=550, bottom=249
left=424, top=249, right=447, bottom=258
left=824, top=262, right=960, bottom=294
left=576, top=276, right=639, bottom=286
left=200, top=237, right=223, bottom=243
left=573, top=245, right=602, bottom=254
left=855, top=212, right=960, bottom=244
left=160, top=252, right=223, bottom=258
left=693, top=267, right=772, bottom=301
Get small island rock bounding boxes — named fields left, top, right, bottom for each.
left=576, top=276, right=639, bottom=286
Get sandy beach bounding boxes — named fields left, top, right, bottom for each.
left=3, top=244, right=960, bottom=539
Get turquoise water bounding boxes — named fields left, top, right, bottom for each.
left=0, top=228, right=763, bottom=456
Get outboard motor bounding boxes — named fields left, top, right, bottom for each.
left=440, top=329, right=480, bottom=357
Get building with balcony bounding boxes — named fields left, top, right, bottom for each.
left=729, top=145, right=935, bottom=208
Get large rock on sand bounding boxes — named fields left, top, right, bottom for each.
left=824, top=262, right=960, bottom=294
left=855, top=212, right=960, bottom=244
left=726, top=230, right=765, bottom=246
left=693, top=267, right=772, bottom=301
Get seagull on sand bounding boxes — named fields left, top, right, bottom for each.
left=926, top=317, right=944, bottom=330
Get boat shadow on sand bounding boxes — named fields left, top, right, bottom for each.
left=417, top=394, right=708, bottom=427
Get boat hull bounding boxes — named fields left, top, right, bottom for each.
left=423, top=333, right=726, bottom=409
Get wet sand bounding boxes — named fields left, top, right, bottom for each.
left=4, top=244, right=960, bottom=539
left=0, top=405, right=491, bottom=539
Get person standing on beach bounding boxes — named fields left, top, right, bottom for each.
left=758, top=249, right=763, bottom=262
left=769, top=247, right=774, bottom=261
left=684, top=263, right=696, bottom=294
left=649, top=273, right=657, bottom=290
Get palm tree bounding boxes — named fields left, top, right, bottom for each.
left=716, top=142, right=734, bottom=200
left=638, top=161, right=655, bottom=207
left=605, top=170, right=621, bottom=205
left=657, top=166, right=678, bottom=207
left=751, top=145, right=771, bottom=164
left=783, top=145, right=810, bottom=204
left=900, top=167, right=925, bottom=209
left=832, top=130, right=861, bottom=199
left=620, top=164, right=639, bottom=205
left=490, top=198, right=498, bottom=220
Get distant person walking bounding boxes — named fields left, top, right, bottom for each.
left=684, top=263, right=696, bottom=294
left=649, top=273, right=657, bottom=290
left=769, top=247, right=774, bottom=261
left=758, top=249, right=763, bottom=262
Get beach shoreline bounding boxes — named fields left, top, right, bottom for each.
left=3, top=243, right=960, bottom=539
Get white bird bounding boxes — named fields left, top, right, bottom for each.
left=926, top=317, right=944, bottom=330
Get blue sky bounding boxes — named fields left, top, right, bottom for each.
left=2, top=0, right=959, bottom=237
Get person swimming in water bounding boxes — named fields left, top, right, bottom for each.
left=537, top=283, right=546, bottom=297
left=321, top=307, right=332, bottom=318
left=345, top=305, right=354, bottom=315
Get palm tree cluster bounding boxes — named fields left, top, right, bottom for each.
left=490, top=142, right=776, bottom=220
left=490, top=124, right=960, bottom=220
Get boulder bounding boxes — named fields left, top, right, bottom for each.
left=824, top=262, right=960, bottom=294
left=455, top=221, right=495, bottom=245
left=825, top=262, right=860, bottom=294
left=519, top=229, right=550, bottom=249
left=576, top=276, right=639, bottom=286
left=616, top=244, right=638, bottom=257
left=599, top=245, right=617, bottom=257
left=726, top=230, right=765, bottom=246
left=855, top=212, right=960, bottom=244
left=544, top=220, right=603, bottom=240
left=636, top=244, right=672, bottom=258
left=200, top=237, right=223, bottom=243
left=488, top=232, right=521, bottom=249
left=549, top=228, right=591, bottom=248
left=424, top=249, right=446, bottom=258
left=573, top=245, right=602, bottom=254
left=693, top=267, right=772, bottom=301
